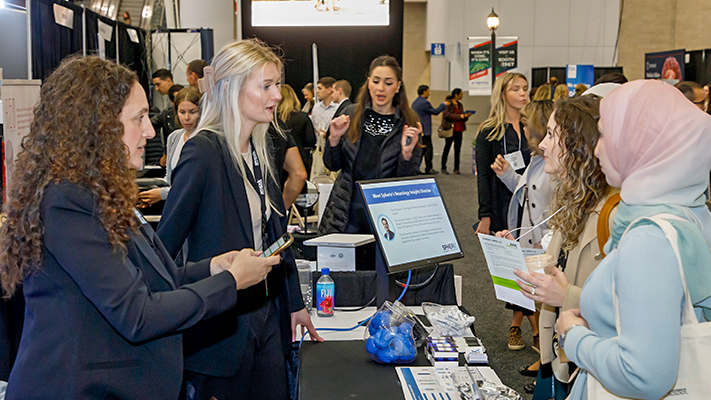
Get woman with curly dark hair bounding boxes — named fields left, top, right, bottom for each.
left=0, top=56, right=277, bottom=400
left=512, top=95, right=619, bottom=399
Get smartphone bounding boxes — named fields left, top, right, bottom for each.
left=260, top=232, right=294, bottom=258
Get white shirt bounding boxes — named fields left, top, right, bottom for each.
left=310, top=100, right=339, bottom=133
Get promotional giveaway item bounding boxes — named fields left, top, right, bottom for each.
left=364, top=301, right=428, bottom=364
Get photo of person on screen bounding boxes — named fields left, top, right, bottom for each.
left=380, top=217, right=395, bottom=241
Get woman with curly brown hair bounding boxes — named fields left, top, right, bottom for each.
left=0, top=56, right=278, bottom=400
left=511, top=95, right=619, bottom=399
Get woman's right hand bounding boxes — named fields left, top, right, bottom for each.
left=495, top=229, right=515, bottom=240
left=226, top=249, right=280, bottom=290
left=490, top=154, right=510, bottom=176
left=328, top=115, right=350, bottom=147
left=475, top=217, right=491, bottom=235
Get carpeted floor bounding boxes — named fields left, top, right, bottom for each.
left=429, top=127, right=539, bottom=399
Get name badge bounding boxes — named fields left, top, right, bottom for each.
left=504, top=150, right=525, bottom=171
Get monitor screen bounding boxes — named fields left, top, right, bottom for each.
left=251, top=0, right=389, bottom=27
left=358, top=177, right=463, bottom=273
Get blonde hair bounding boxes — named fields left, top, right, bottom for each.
left=277, top=84, right=301, bottom=123
left=195, top=38, right=283, bottom=210
left=478, top=72, right=528, bottom=141
left=553, top=84, right=569, bottom=101
left=520, top=100, right=553, bottom=157
left=532, top=85, right=550, bottom=101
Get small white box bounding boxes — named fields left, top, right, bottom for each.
left=304, top=234, right=375, bottom=272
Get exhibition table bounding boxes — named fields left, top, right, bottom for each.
left=298, top=307, right=496, bottom=400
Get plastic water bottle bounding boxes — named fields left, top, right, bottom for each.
left=297, top=260, right=312, bottom=313
left=316, top=268, right=335, bottom=317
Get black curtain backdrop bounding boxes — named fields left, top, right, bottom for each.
left=241, top=0, right=404, bottom=104
left=31, top=0, right=84, bottom=81
left=85, top=12, right=117, bottom=61
left=118, top=23, right=150, bottom=94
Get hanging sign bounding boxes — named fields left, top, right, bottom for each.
left=53, top=3, right=74, bottom=29
left=468, top=36, right=518, bottom=96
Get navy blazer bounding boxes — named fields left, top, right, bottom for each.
left=411, top=96, right=446, bottom=136
left=157, top=130, right=303, bottom=377
left=6, top=182, right=237, bottom=400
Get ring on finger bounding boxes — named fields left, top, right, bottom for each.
left=531, top=287, right=536, bottom=296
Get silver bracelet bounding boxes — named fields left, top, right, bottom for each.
left=559, top=324, right=582, bottom=350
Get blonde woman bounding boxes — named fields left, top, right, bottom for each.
left=475, top=72, right=531, bottom=351
left=553, top=84, right=569, bottom=101
left=532, top=84, right=551, bottom=101
left=158, top=39, right=322, bottom=399
left=277, top=84, right=316, bottom=178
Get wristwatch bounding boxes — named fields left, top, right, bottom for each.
left=559, top=324, right=581, bottom=350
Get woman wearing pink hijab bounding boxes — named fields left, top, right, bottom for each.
left=556, top=80, right=711, bottom=399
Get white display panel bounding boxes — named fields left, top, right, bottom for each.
left=251, top=0, right=389, bottom=27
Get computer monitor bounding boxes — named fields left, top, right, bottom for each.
left=358, top=176, right=464, bottom=274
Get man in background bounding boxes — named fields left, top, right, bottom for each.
left=186, top=59, right=208, bottom=88
left=331, top=80, right=352, bottom=119
left=675, top=81, right=706, bottom=110
left=411, top=85, right=447, bottom=175
left=152, top=69, right=174, bottom=96
left=310, top=77, right=338, bottom=139
left=149, top=69, right=177, bottom=167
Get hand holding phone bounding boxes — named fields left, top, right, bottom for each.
left=260, top=233, right=294, bottom=258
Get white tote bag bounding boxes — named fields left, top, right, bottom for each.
left=586, top=215, right=711, bottom=399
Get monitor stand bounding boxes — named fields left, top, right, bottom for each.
left=375, top=244, right=398, bottom=306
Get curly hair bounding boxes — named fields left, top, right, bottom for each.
left=0, top=56, right=139, bottom=297
left=547, top=95, right=609, bottom=252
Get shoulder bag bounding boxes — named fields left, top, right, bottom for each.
left=586, top=214, right=711, bottom=399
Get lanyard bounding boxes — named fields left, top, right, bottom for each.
left=242, top=138, right=269, bottom=251
left=503, top=123, right=522, bottom=155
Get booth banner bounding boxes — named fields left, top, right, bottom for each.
left=566, top=65, right=595, bottom=97
left=645, top=49, right=685, bottom=85
left=2, top=80, right=42, bottom=199
left=468, top=36, right=518, bottom=96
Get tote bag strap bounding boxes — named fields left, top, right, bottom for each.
left=613, top=214, right=698, bottom=336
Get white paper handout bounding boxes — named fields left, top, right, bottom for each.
left=396, top=366, right=502, bottom=400
left=477, top=233, right=535, bottom=311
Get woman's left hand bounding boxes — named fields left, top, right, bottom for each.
left=513, top=267, right=570, bottom=307
left=291, top=308, right=324, bottom=342
left=556, top=309, right=589, bottom=340
left=401, top=122, right=422, bottom=161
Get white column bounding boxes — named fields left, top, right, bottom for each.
left=426, top=0, right=449, bottom=91
left=180, top=0, right=235, bottom=52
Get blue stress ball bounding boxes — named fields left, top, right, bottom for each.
left=373, top=330, right=389, bottom=349
left=398, top=322, right=413, bottom=336
left=389, top=333, right=407, bottom=354
left=368, top=311, right=391, bottom=335
left=366, top=336, right=379, bottom=354
left=377, top=348, right=398, bottom=363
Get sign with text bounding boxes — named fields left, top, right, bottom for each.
left=645, top=49, right=685, bottom=85
left=468, top=36, right=518, bottom=96
left=566, top=64, right=595, bottom=97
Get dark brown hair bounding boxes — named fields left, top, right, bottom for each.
left=348, top=56, right=418, bottom=143
left=0, top=56, right=140, bottom=297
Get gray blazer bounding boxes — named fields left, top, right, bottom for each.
left=498, top=155, right=554, bottom=247
left=159, top=128, right=187, bottom=200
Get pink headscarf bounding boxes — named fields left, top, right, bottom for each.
left=599, top=80, right=711, bottom=206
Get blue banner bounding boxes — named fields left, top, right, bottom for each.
left=566, top=65, right=595, bottom=97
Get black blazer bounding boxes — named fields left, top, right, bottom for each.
left=157, top=130, right=303, bottom=377
left=6, top=182, right=237, bottom=400
left=333, top=98, right=353, bottom=119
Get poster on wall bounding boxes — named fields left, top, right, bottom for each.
left=566, top=65, right=595, bottom=97
left=645, top=49, right=685, bottom=85
left=2, top=80, right=42, bottom=201
left=468, top=36, right=518, bottom=96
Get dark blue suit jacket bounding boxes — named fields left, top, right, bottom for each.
left=157, top=130, right=303, bottom=377
left=411, top=96, right=446, bottom=136
left=6, top=182, right=237, bottom=400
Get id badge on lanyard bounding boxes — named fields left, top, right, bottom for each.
left=504, top=151, right=525, bottom=170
